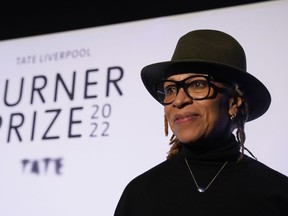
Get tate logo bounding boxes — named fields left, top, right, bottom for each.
left=21, top=158, right=63, bottom=175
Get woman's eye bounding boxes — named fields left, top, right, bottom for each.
left=188, top=80, right=207, bottom=88
left=164, top=86, right=176, bottom=95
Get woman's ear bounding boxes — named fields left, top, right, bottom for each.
left=228, top=96, right=243, bottom=117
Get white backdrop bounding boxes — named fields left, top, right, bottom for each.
left=0, top=1, right=288, bottom=215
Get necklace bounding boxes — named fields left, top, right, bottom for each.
left=184, top=157, right=228, bottom=193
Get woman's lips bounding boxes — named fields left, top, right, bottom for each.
left=174, top=113, right=199, bottom=124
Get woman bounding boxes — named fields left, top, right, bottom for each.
left=114, top=29, right=288, bottom=215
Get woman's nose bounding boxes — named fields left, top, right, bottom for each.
left=172, top=88, right=193, bottom=108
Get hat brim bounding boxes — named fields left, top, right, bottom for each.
left=141, top=60, right=271, bottom=122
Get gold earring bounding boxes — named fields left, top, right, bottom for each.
left=230, top=113, right=237, bottom=120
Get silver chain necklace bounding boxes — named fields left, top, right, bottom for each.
left=184, top=157, right=228, bottom=193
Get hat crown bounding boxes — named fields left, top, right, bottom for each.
left=171, top=30, right=247, bottom=71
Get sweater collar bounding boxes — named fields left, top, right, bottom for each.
left=178, top=135, right=240, bottom=162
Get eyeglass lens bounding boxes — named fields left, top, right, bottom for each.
left=156, top=75, right=211, bottom=104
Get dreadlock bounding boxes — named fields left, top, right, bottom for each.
left=165, top=115, right=181, bottom=159
left=233, top=84, right=249, bottom=162
left=165, top=83, right=250, bottom=161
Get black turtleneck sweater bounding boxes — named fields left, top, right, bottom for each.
left=114, top=138, right=288, bottom=216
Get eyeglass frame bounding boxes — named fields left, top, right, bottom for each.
left=154, top=74, right=229, bottom=105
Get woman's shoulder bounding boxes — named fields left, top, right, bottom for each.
left=240, top=155, right=288, bottom=185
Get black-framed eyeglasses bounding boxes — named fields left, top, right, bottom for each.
left=155, top=74, right=225, bottom=105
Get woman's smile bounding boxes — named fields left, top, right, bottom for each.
left=173, top=112, right=199, bottom=124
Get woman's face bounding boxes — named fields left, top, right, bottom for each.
left=164, top=73, right=235, bottom=146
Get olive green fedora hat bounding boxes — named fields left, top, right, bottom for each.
left=141, top=29, right=271, bottom=121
